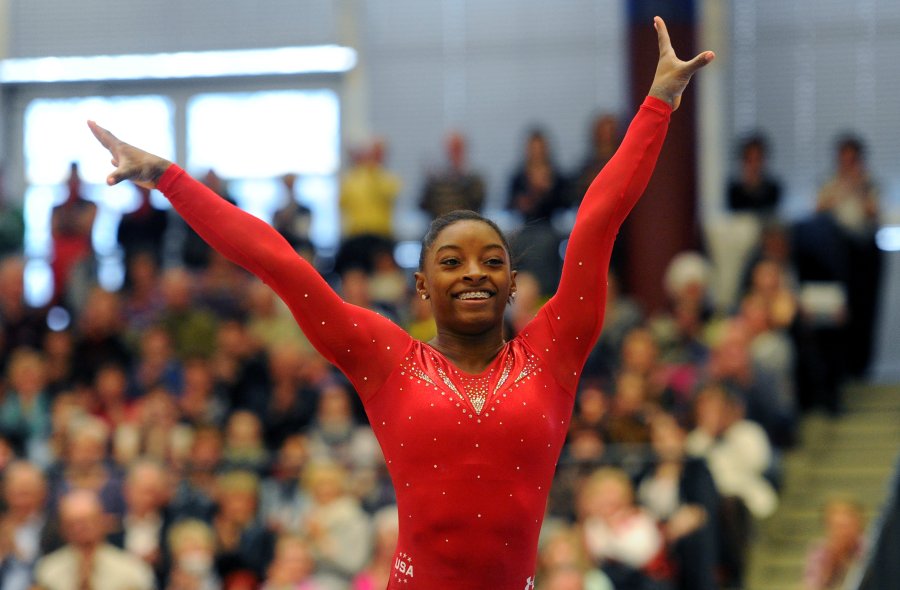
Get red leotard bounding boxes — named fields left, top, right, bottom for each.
left=157, top=96, right=671, bottom=589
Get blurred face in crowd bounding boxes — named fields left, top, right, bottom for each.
left=125, top=463, right=167, bottom=516
left=225, top=411, right=263, bottom=449
left=621, top=329, right=658, bottom=375
left=3, top=462, right=47, bottom=518
left=650, top=414, right=686, bottom=462
left=60, top=490, right=106, bottom=549
left=578, top=470, right=633, bottom=523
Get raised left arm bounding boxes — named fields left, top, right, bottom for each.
left=524, top=17, right=714, bottom=392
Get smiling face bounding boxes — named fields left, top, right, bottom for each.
left=415, top=218, right=516, bottom=337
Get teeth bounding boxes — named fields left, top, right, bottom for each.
left=457, top=291, right=491, bottom=300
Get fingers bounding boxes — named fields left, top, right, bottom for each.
left=87, top=120, right=120, bottom=151
left=654, top=16, right=672, bottom=56
left=685, top=50, right=716, bottom=75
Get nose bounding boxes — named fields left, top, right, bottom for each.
left=462, top=260, right=487, bottom=282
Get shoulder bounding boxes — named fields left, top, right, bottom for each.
left=97, top=544, right=154, bottom=580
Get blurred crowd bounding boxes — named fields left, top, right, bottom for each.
left=0, top=114, right=882, bottom=590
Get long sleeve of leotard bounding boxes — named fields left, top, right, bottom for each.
left=524, top=96, right=672, bottom=393
left=156, top=167, right=411, bottom=400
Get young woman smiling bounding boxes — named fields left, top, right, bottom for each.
left=89, top=17, right=713, bottom=589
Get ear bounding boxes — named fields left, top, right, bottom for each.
left=510, top=269, right=518, bottom=295
left=414, top=271, right=427, bottom=298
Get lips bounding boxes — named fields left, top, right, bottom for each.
left=454, top=290, right=494, bottom=300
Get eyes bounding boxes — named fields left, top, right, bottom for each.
left=439, top=256, right=506, bottom=268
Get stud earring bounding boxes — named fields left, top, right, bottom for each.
left=421, top=293, right=429, bottom=300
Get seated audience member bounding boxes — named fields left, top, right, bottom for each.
left=212, top=470, right=274, bottom=582
left=299, top=461, right=372, bottom=582
left=306, top=383, right=380, bottom=473
left=803, top=496, right=867, bottom=590
left=260, top=435, right=312, bottom=535
left=169, top=426, right=223, bottom=522
left=34, top=489, right=154, bottom=590
left=109, top=460, right=172, bottom=581
left=605, top=372, right=653, bottom=446
left=0, top=348, right=52, bottom=466
left=353, top=505, right=399, bottom=590
left=178, top=357, right=227, bottom=429
left=571, top=113, right=621, bottom=207
left=165, top=518, right=220, bottom=590
left=537, top=527, right=613, bottom=590
left=262, top=534, right=325, bottom=590
left=71, top=287, right=132, bottom=386
left=47, top=416, right=125, bottom=518
left=0, top=257, right=48, bottom=367
left=263, top=344, right=320, bottom=451
left=246, top=281, right=310, bottom=352
left=91, top=362, right=138, bottom=431
left=686, top=384, right=776, bottom=587
left=706, top=318, right=795, bottom=448
left=0, top=461, right=53, bottom=590
left=221, top=410, right=269, bottom=474
left=578, top=467, right=670, bottom=590
left=159, top=267, right=219, bottom=359
left=134, top=326, right=183, bottom=396
left=638, top=413, right=719, bottom=590
left=584, top=272, right=644, bottom=383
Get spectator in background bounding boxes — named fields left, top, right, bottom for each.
left=337, top=139, right=402, bottom=274
left=262, top=345, right=319, bottom=451
left=50, top=163, right=97, bottom=307
left=0, top=461, right=53, bottom=590
left=686, top=383, right=775, bottom=588
left=419, top=131, right=485, bottom=219
left=181, top=169, right=234, bottom=270
left=212, top=470, right=274, bottom=583
left=160, top=268, right=219, bottom=359
left=121, top=251, right=166, bottom=341
left=0, top=257, right=48, bottom=370
left=272, top=173, right=314, bottom=254
left=299, top=461, right=372, bottom=584
left=306, top=383, right=380, bottom=473
left=353, top=505, right=399, bottom=590
left=260, top=435, right=311, bottom=535
left=0, top=348, right=52, bottom=466
left=816, top=133, right=882, bottom=378
left=169, top=426, right=222, bottom=522
left=0, top=165, right=25, bottom=257
left=262, top=534, right=324, bottom=590
left=803, top=496, right=867, bottom=590
left=572, top=114, right=621, bottom=208
left=507, top=128, right=567, bottom=296
left=638, top=413, right=719, bottom=590
left=109, top=460, right=172, bottom=582
left=117, top=184, right=169, bottom=274
left=165, top=518, right=220, bottom=590
left=34, top=488, right=154, bottom=590
left=221, top=411, right=269, bottom=474
left=727, top=134, right=782, bottom=222
left=578, top=467, right=670, bottom=590
left=536, top=527, right=613, bottom=590
left=71, top=287, right=131, bottom=386
left=48, top=416, right=125, bottom=518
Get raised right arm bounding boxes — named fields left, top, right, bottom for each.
left=88, top=122, right=410, bottom=399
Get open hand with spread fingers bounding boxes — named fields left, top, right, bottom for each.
left=87, top=120, right=172, bottom=189
left=648, top=16, right=715, bottom=111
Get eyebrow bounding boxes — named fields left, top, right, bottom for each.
left=434, top=244, right=507, bottom=255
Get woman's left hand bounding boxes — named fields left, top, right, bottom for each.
left=648, top=16, right=715, bottom=111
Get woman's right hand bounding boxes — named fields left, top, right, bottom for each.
left=88, top=120, right=172, bottom=189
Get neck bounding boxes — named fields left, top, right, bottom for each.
left=429, top=326, right=506, bottom=373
